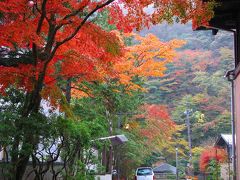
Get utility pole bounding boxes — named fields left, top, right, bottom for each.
left=185, top=109, right=192, bottom=162
left=176, top=147, right=179, bottom=180
left=106, top=110, right=113, bottom=173
left=184, top=107, right=193, bottom=177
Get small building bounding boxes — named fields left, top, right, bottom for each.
left=214, top=134, right=233, bottom=180
left=153, top=163, right=176, bottom=180
left=215, top=134, right=233, bottom=159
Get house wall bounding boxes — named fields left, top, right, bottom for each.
left=234, top=73, right=240, bottom=180
left=95, top=174, right=112, bottom=180
left=220, top=163, right=233, bottom=180
left=0, top=150, right=3, bottom=161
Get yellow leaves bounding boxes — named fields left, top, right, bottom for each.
left=112, top=33, right=185, bottom=90
left=194, top=111, right=205, bottom=123
left=61, top=31, right=185, bottom=97
left=169, top=39, right=186, bottom=48
left=192, top=146, right=205, bottom=156
left=118, top=74, right=132, bottom=84
left=71, top=89, right=90, bottom=98
left=125, top=121, right=140, bottom=130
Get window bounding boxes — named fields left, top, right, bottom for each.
left=137, top=168, right=153, bottom=176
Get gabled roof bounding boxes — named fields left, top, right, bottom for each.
left=215, top=134, right=233, bottom=147
left=153, top=163, right=176, bottom=174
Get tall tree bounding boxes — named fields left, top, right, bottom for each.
left=0, top=0, right=216, bottom=178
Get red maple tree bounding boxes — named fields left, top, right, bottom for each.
left=137, top=104, right=176, bottom=144
left=0, top=0, right=215, bottom=178
left=199, top=147, right=227, bottom=172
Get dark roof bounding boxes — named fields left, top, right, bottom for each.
left=95, top=135, right=128, bottom=145
left=215, top=134, right=233, bottom=147
left=198, top=0, right=240, bottom=31
left=153, top=163, right=176, bottom=174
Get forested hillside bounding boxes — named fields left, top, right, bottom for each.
left=140, top=22, right=234, bottom=169
left=0, top=1, right=230, bottom=178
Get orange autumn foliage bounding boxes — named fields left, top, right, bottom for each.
left=0, top=0, right=214, bottom=104
left=70, top=33, right=185, bottom=98
left=0, top=25, right=124, bottom=102
left=107, top=0, right=216, bottom=31
left=199, top=147, right=227, bottom=172
left=112, top=33, right=185, bottom=90
left=0, top=2, right=216, bottom=178
left=137, top=104, right=176, bottom=144
left=0, top=0, right=214, bottom=50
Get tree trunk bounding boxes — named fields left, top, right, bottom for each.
left=12, top=70, right=46, bottom=179
left=15, top=157, right=29, bottom=180
left=15, top=133, right=36, bottom=180
left=65, top=78, right=72, bottom=103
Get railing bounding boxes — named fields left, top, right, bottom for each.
left=154, top=173, right=176, bottom=180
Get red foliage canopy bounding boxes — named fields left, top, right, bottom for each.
left=138, top=104, right=176, bottom=142
left=0, top=0, right=215, bottom=107
left=199, top=147, right=227, bottom=172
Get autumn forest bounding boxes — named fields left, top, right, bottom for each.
left=0, top=0, right=233, bottom=179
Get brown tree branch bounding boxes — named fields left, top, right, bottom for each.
left=49, top=0, right=115, bottom=61
left=37, top=0, right=48, bottom=34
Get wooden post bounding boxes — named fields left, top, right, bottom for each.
left=235, top=12, right=240, bottom=67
